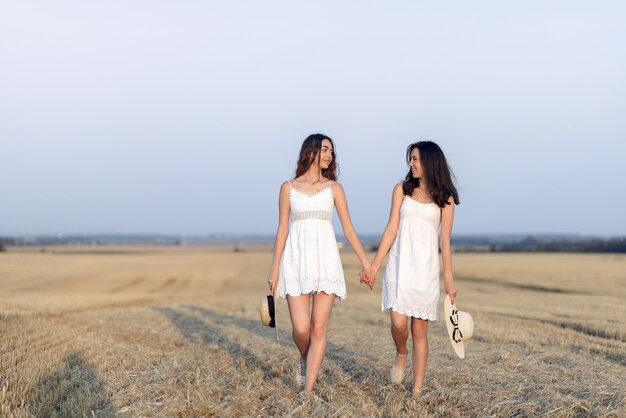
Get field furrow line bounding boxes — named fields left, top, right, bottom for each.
left=487, top=311, right=626, bottom=343
left=458, top=276, right=585, bottom=295
left=176, top=305, right=391, bottom=411
left=109, top=276, right=146, bottom=293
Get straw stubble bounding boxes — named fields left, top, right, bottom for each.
left=0, top=247, right=624, bottom=416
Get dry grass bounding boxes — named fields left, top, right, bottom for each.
left=1, top=246, right=624, bottom=417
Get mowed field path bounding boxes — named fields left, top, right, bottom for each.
left=1, top=247, right=625, bottom=417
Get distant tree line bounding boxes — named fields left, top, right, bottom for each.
left=369, top=236, right=626, bottom=254
left=452, top=236, right=626, bottom=253
left=4, top=234, right=626, bottom=253
left=486, top=237, right=626, bottom=253
left=0, top=237, right=16, bottom=245
left=0, top=236, right=17, bottom=252
left=2, top=235, right=182, bottom=246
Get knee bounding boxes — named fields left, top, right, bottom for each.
left=292, top=324, right=310, bottom=341
left=309, top=321, right=327, bottom=341
left=391, top=321, right=408, bottom=337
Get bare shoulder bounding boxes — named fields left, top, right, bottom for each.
left=331, top=180, right=343, bottom=192
left=442, top=195, right=456, bottom=213
left=392, top=183, right=405, bottom=200
left=279, top=181, right=291, bottom=192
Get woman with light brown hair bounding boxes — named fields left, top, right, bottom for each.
left=267, top=133, right=374, bottom=392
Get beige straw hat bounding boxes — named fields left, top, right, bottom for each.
left=260, top=294, right=280, bottom=345
left=260, top=295, right=276, bottom=327
left=444, top=294, right=474, bottom=358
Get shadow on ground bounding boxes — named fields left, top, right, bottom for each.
left=155, top=305, right=385, bottom=388
left=30, top=351, right=115, bottom=418
left=154, top=306, right=294, bottom=388
left=190, top=305, right=385, bottom=384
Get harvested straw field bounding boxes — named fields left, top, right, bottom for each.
left=1, top=247, right=624, bottom=417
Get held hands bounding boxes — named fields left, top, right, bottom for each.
left=359, top=264, right=377, bottom=290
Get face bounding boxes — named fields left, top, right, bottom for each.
left=409, top=148, right=422, bottom=178
left=319, top=139, right=334, bottom=169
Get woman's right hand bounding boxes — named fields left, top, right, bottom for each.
left=267, top=270, right=279, bottom=295
left=359, top=266, right=376, bottom=290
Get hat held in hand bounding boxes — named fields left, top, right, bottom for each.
left=260, top=295, right=276, bottom=328
left=444, top=294, right=474, bottom=358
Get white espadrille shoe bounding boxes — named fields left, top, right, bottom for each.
left=295, top=357, right=306, bottom=387
left=389, top=352, right=407, bottom=385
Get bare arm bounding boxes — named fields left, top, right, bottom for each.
left=333, top=182, right=372, bottom=274
left=267, top=182, right=291, bottom=295
left=371, top=183, right=405, bottom=273
left=440, top=196, right=458, bottom=303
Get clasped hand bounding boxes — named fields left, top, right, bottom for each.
left=359, top=265, right=377, bottom=290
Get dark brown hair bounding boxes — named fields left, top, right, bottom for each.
left=402, top=141, right=460, bottom=208
left=294, top=134, right=338, bottom=181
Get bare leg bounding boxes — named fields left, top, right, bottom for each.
left=304, top=292, right=336, bottom=392
left=286, top=294, right=311, bottom=359
left=410, top=318, right=429, bottom=391
left=390, top=310, right=409, bottom=367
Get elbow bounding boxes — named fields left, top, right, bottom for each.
left=344, top=232, right=357, bottom=244
left=343, top=226, right=356, bottom=241
left=276, top=224, right=289, bottom=239
left=385, top=226, right=398, bottom=239
left=439, top=238, right=451, bottom=253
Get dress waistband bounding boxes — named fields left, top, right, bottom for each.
left=291, top=210, right=333, bottom=221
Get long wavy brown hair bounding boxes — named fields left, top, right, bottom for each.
left=402, top=141, right=460, bottom=208
left=294, top=134, right=338, bottom=181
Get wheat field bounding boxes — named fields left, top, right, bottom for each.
left=1, top=246, right=624, bottom=417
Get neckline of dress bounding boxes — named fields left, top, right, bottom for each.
left=405, top=196, right=437, bottom=206
left=290, top=185, right=332, bottom=197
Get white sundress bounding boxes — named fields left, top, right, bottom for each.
left=382, top=196, right=441, bottom=320
left=278, top=181, right=347, bottom=300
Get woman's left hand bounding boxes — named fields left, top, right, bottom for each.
left=444, top=278, right=458, bottom=304
left=359, top=267, right=376, bottom=290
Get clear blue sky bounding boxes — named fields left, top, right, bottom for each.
left=1, top=1, right=625, bottom=236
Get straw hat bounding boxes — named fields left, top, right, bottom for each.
left=260, top=295, right=276, bottom=328
left=260, top=294, right=281, bottom=345
left=444, top=294, right=474, bottom=358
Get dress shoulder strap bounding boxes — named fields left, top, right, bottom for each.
left=287, top=180, right=292, bottom=189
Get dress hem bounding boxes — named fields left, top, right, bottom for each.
left=382, top=305, right=438, bottom=321
left=279, top=289, right=347, bottom=301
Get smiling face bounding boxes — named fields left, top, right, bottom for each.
left=294, top=134, right=338, bottom=181
left=409, top=148, right=422, bottom=178
left=319, top=139, right=334, bottom=170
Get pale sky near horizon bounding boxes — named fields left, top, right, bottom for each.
left=1, top=1, right=625, bottom=237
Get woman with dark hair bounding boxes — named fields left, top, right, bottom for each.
left=362, top=141, right=459, bottom=397
left=267, top=133, right=374, bottom=392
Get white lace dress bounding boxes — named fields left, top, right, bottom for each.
left=278, top=181, right=347, bottom=300
left=382, top=196, right=441, bottom=320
